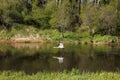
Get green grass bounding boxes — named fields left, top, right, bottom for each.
left=0, top=70, right=119, bottom=80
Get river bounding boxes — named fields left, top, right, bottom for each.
left=0, top=43, right=119, bottom=74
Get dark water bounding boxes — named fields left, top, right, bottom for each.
left=0, top=43, right=120, bottom=74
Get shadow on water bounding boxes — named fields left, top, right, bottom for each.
left=0, top=43, right=120, bottom=74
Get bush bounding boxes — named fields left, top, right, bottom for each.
left=64, top=32, right=80, bottom=40
left=94, top=35, right=118, bottom=43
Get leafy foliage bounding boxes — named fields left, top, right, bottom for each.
left=0, top=0, right=120, bottom=41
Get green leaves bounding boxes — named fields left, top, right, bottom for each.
left=0, top=0, right=120, bottom=38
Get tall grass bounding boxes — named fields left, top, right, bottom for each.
left=0, top=70, right=119, bottom=80
left=0, top=26, right=119, bottom=44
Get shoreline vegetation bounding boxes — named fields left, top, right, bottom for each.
left=0, top=70, right=120, bottom=80
left=0, top=37, right=119, bottom=46
left=0, top=27, right=120, bottom=46
left=0, top=0, right=120, bottom=46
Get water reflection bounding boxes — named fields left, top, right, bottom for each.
left=0, top=43, right=119, bottom=74
left=53, top=56, right=64, bottom=63
left=10, top=43, right=42, bottom=49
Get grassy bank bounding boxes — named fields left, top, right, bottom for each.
left=0, top=26, right=120, bottom=44
left=0, top=70, right=120, bottom=80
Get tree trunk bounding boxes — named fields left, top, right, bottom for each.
left=97, top=0, right=100, bottom=5
left=78, top=0, right=81, bottom=14
left=56, top=0, right=62, bottom=6
left=94, top=0, right=97, bottom=5
left=94, top=0, right=100, bottom=6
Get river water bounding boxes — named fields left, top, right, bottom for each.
left=0, top=43, right=120, bottom=74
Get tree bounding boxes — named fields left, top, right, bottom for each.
left=50, top=0, right=81, bottom=32
left=0, top=0, right=22, bottom=30
left=98, top=5, right=117, bottom=35
left=81, top=4, right=100, bottom=42
left=23, top=0, right=51, bottom=29
left=115, top=0, right=120, bottom=35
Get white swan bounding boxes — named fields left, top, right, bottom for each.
left=54, top=43, right=64, bottom=48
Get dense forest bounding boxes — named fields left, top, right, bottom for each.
left=0, top=0, right=120, bottom=43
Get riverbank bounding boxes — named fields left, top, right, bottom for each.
left=0, top=38, right=43, bottom=43
left=0, top=26, right=120, bottom=45
left=0, top=71, right=119, bottom=80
